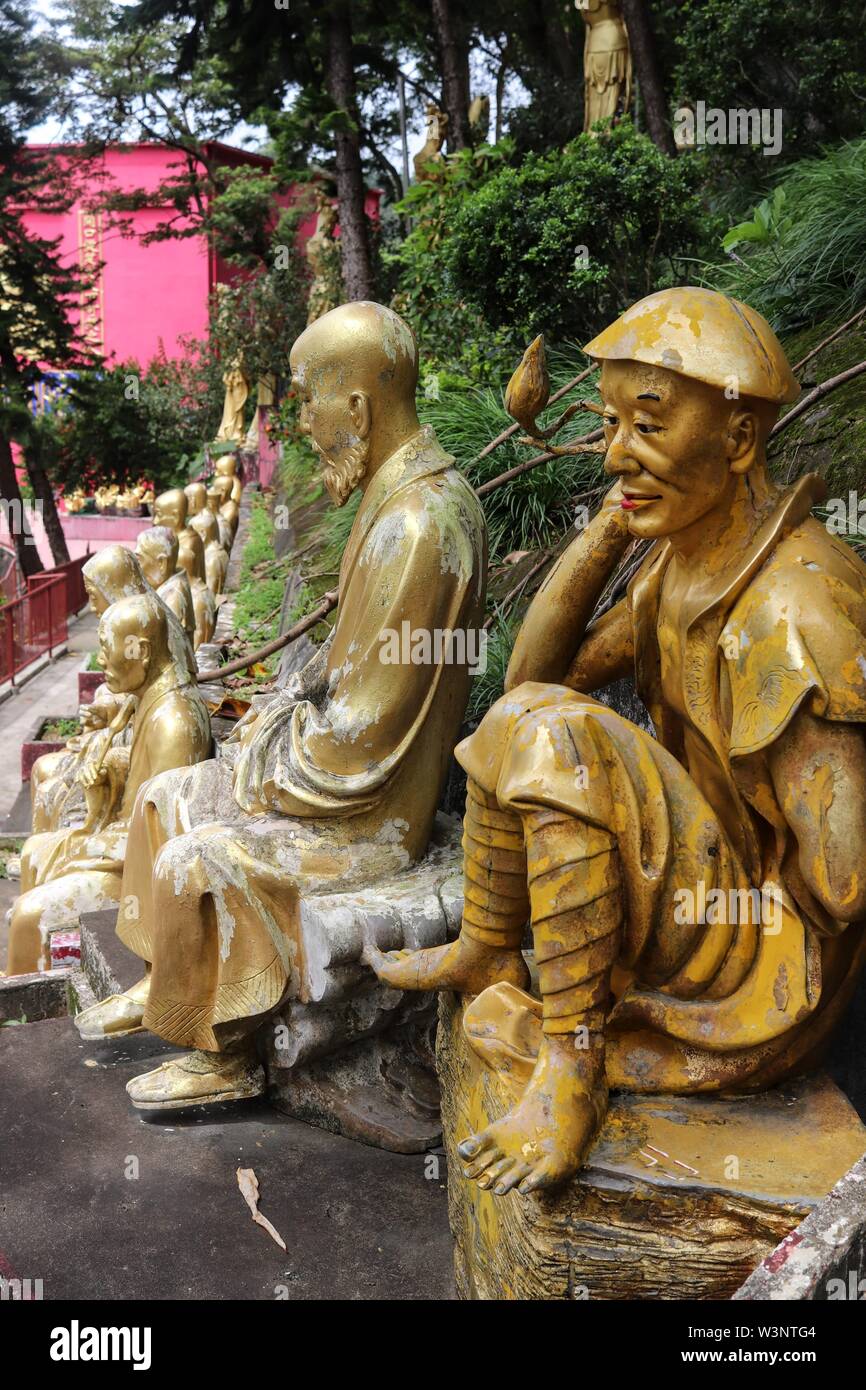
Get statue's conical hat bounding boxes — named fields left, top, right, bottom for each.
left=584, top=287, right=799, bottom=404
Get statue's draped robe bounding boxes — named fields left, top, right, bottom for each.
left=464, top=477, right=866, bottom=1092
left=14, top=667, right=211, bottom=959
left=119, top=427, right=487, bottom=1051
left=158, top=571, right=197, bottom=655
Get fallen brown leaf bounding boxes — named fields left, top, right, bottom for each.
left=236, top=1166, right=286, bottom=1251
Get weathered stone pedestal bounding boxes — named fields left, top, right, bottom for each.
left=262, top=814, right=463, bottom=1152
left=438, top=992, right=866, bottom=1300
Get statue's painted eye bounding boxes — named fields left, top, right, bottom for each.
left=636, top=423, right=660, bottom=434
left=603, top=414, right=618, bottom=429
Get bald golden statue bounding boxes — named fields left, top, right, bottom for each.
left=370, top=287, right=866, bottom=1196
left=214, top=454, right=243, bottom=504
left=135, top=526, right=197, bottom=655
left=153, top=490, right=215, bottom=647
left=30, top=546, right=195, bottom=837
left=189, top=508, right=229, bottom=597
left=76, top=301, right=487, bottom=1111
left=207, top=483, right=236, bottom=547
left=7, top=593, right=211, bottom=976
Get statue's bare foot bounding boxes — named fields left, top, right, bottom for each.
left=364, top=932, right=529, bottom=995
left=457, top=1035, right=606, bottom=1195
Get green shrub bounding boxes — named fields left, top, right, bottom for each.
left=442, top=122, right=707, bottom=346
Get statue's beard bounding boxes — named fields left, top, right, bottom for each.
left=321, top=438, right=370, bottom=507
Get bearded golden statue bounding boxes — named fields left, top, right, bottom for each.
left=370, top=287, right=866, bottom=1197
left=7, top=592, right=211, bottom=976
left=75, top=302, right=487, bottom=1114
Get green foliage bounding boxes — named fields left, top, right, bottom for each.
left=658, top=0, right=866, bottom=160
left=467, top=607, right=518, bottom=722
left=442, top=123, right=707, bottom=346
left=421, top=345, right=606, bottom=561
left=390, top=142, right=523, bottom=380
left=48, top=348, right=219, bottom=492
left=39, top=717, right=80, bottom=740
left=232, top=495, right=286, bottom=648
left=708, top=140, right=866, bottom=331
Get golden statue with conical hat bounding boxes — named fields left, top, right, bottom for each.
left=578, top=0, right=632, bottom=132
left=370, top=286, right=866, bottom=1197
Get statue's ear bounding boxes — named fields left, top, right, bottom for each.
left=348, top=390, right=372, bottom=439
left=726, top=409, right=759, bottom=473
left=137, top=636, right=152, bottom=674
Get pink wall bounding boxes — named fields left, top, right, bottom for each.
left=0, top=505, right=151, bottom=567
left=23, top=144, right=382, bottom=371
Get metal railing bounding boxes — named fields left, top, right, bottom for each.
left=0, top=574, right=68, bottom=686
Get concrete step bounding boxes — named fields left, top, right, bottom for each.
left=0, top=1014, right=454, bottom=1299
left=79, top=908, right=142, bottom=1001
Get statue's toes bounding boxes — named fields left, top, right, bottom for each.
left=517, top=1155, right=570, bottom=1196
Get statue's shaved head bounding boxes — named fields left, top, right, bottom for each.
left=136, top=525, right=179, bottom=566
left=291, top=301, right=418, bottom=404
left=185, top=482, right=208, bottom=515
left=83, top=545, right=149, bottom=613
left=289, top=301, right=422, bottom=506
left=154, top=488, right=189, bottom=530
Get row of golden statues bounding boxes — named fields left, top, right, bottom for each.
left=6, top=289, right=866, bottom=1205
left=7, top=454, right=242, bottom=975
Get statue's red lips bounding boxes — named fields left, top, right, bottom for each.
left=621, top=493, right=661, bottom=510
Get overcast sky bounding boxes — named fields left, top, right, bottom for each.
left=27, top=0, right=527, bottom=175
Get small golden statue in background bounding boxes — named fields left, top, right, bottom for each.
left=305, top=189, right=341, bottom=326
left=468, top=94, right=490, bottom=143
left=152, top=488, right=216, bottom=647
left=214, top=327, right=251, bottom=446
left=413, top=102, right=449, bottom=181
left=578, top=0, right=632, bottom=132
left=135, top=525, right=198, bottom=658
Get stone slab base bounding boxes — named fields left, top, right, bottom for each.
left=267, top=1009, right=442, bottom=1153
left=437, top=993, right=866, bottom=1300
left=78, top=907, right=142, bottom=999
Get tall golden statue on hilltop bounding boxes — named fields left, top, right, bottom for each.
left=7, top=592, right=211, bottom=976
left=578, top=0, right=632, bottom=132
left=76, top=302, right=488, bottom=1112
left=370, top=286, right=866, bottom=1197
left=305, top=189, right=341, bottom=326
left=413, top=102, right=449, bottom=181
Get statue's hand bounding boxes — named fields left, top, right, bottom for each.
left=79, top=762, right=109, bottom=791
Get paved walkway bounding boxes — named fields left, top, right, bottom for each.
left=0, top=609, right=99, bottom=831
left=0, top=1016, right=455, bottom=1299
